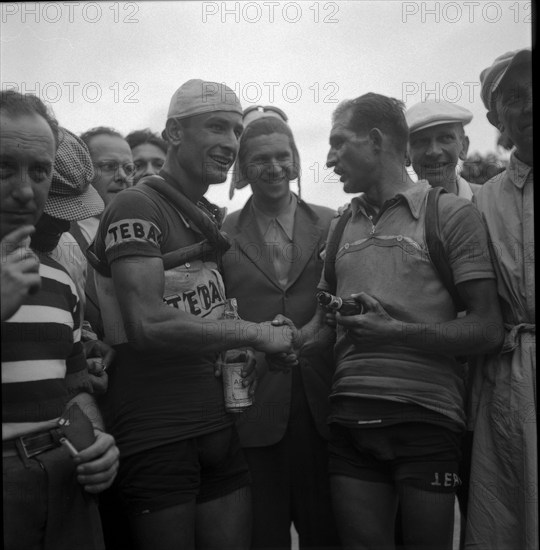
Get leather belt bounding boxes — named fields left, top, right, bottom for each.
left=3, top=428, right=63, bottom=459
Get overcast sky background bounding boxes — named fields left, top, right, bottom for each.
left=1, top=1, right=532, bottom=212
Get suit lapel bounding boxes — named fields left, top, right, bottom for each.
left=285, top=203, right=321, bottom=290
left=233, top=205, right=281, bottom=289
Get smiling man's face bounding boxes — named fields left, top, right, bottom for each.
left=243, top=132, right=294, bottom=205
left=175, top=111, right=244, bottom=187
left=408, top=122, right=468, bottom=191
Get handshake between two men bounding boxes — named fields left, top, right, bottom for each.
left=267, top=292, right=398, bottom=372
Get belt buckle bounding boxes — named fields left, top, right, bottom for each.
left=19, top=436, right=42, bottom=459
left=18, top=430, right=58, bottom=459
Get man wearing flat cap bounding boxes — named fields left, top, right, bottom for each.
left=406, top=99, right=481, bottom=546
left=466, top=48, right=536, bottom=550
left=31, top=127, right=115, bottom=396
left=406, top=99, right=479, bottom=199
left=90, top=79, right=294, bottom=549
left=222, top=109, right=340, bottom=550
left=42, top=127, right=104, bottom=315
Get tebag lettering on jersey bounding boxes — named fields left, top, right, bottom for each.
left=164, top=279, right=225, bottom=316
left=105, top=219, right=162, bottom=250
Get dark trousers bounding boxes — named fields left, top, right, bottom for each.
left=245, top=370, right=341, bottom=550
left=3, top=444, right=104, bottom=550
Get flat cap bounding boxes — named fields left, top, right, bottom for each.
left=406, top=100, right=473, bottom=134
left=480, top=48, right=531, bottom=112
left=44, top=127, right=104, bottom=221
left=166, top=79, right=242, bottom=121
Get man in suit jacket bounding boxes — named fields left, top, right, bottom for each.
left=222, top=110, right=340, bottom=550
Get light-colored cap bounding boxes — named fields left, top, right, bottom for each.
left=406, top=100, right=473, bottom=134
left=480, top=48, right=531, bottom=112
left=166, top=79, right=243, bottom=121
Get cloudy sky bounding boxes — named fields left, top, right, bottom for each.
left=1, top=1, right=532, bottom=211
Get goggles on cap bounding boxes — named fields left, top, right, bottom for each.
left=243, top=105, right=288, bottom=124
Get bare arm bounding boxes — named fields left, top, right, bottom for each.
left=111, top=256, right=293, bottom=355
left=338, top=279, right=504, bottom=356
left=296, top=306, right=336, bottom=354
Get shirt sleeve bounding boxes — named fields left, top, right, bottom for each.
left=437, top=194, right=496, bottom=285
left=97, top=188, right=164, bottom=266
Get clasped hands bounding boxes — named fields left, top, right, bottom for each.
left=267, top=292, right=400, bottom=371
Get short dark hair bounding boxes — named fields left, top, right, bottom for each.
left=126, top=129, right=168, bottom=155
left=80, top=126, right=124, bottom=150
left=333, top=93, right=409, bottom=154
left=0, top=90, right=60, bottom=148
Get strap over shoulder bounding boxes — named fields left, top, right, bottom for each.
left=87, top=174, right=232, bottom=276
left=137, top=174, right=232, bottom=270
left=322, top=189, right=465, bottom=311
left=323, top=206, right=352, bottom=294
left=425, top=187, right=466, bottom=311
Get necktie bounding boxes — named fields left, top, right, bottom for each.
left=268, top=219, right=289, bottom=288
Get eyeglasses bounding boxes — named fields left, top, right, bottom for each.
left=94, top=161, right=135, bottom=177
left=243, top=105, right=288, bottom=123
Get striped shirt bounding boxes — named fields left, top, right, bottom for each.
left=2, top=252, right=89, bottom=424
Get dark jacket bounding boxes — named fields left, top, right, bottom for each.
left=222, top=197, right=335, bottom=446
